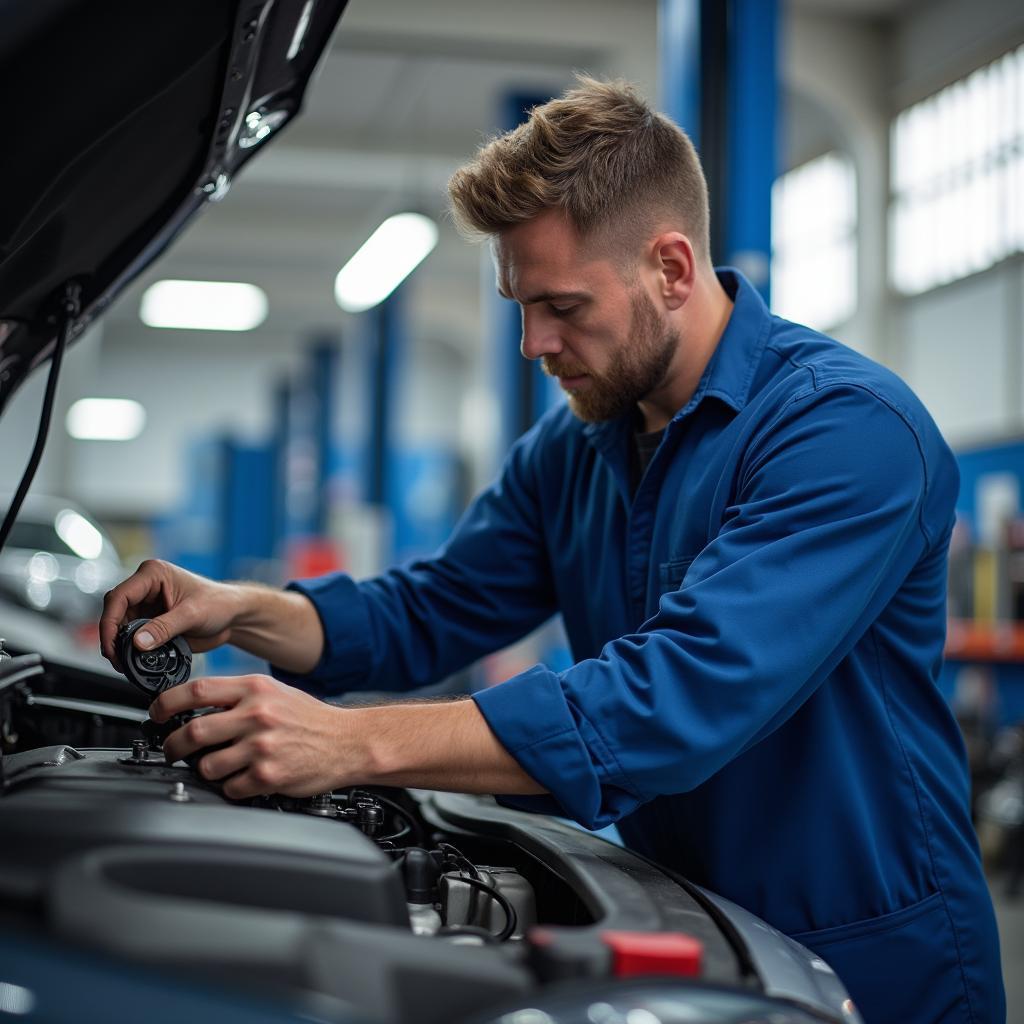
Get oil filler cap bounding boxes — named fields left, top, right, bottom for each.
left=115, top=618, right=192, bottom=697
left=601, top=930, right=704, bottom=978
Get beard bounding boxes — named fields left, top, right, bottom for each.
left=542, top=289, right=679, bottom=423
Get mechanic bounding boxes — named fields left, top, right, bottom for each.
left=101, top=78, right=1003, bottom=1023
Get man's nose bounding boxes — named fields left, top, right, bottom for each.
left=520, top=308, right=562, bottom=361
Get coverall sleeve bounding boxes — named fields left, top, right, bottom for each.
left=272, top=419, right=558, bottom=693
left=473, top=383, right=938, bottom=829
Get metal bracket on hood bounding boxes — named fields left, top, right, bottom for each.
left=195, top=1, right=291, bottom=203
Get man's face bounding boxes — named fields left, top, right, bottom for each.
left=495, top=209, right=679, bottom=424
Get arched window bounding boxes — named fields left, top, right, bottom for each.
left=770, top=151, right=857, bottom=331
left=890, top=44, right=1024, bottom=296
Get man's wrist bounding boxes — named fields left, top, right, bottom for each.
left=338, top=706, right=391, bottom=784
left=221, top=583, right=323, bottom=673
left=223, top=582, right=262, bottom=648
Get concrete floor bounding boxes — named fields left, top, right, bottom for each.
left=993, top=879, right=1024, bottom=1023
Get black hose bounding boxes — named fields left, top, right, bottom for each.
left=437, top=842, right=480, bottom=878
left=378, top=822, right=412, bottom=843
left=356, top=791, right=424, bottom=847
left=0, top=284, right=80, bottom=555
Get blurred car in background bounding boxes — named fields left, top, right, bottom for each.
left=0, top=494, right=124, bottom=624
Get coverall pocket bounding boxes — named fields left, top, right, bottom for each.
left=790, top=892, right=971, bottom=1024
left=659, top=556, right=696, bottom=592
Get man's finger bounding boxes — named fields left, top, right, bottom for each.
left=161, top=706, right=248, bottom=764
left=195, top=738, right=252, bottom=781
left=149, top=676, right=251, bottom=722
left=222, top=768, right=271, bottom=801
left=99, top=572, right=162, bottom=662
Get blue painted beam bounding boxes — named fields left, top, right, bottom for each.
left=365, top=290, right=401, bottom=509
left=309, top=337, right=339, bottom=535
left=658, top=0, right=702, bottom=144
left=659, top=0, right=778, bottom=300
left=725, top=0, right=777, bottom=300
left=270, top=379, right=288, bottom=554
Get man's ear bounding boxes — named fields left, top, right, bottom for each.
left=650, top=233, right=696, bottom=310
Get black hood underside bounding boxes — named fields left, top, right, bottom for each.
left=0, top=0, right=346, bottom=415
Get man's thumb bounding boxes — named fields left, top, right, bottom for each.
left=135, top=629, right=156, bottom=650
left=134, top=613, right=183, bottom=651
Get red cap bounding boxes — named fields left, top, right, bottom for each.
left=601, top=931, right=704, bottom=978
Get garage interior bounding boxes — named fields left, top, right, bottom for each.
left=2, top=0, right=1023, bottom=1017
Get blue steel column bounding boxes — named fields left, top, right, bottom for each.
left=276, top=375, right=318, bottom=543
left=364, top=287, right=404, bottom=563
left=271, top=379, right=289, bottom=556
left=658, top=0, right=777, bottom=302
left=725, top=0, right=777, bottom=300
left=309, top=336, right=339, bottom=536
left=269, top=338, right=338, bottom=560
left=658, top=0, right=702, bottom=143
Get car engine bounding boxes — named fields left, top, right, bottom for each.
left=0, top=637, right=854, bottom=1024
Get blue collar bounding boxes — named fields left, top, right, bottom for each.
left=582, top=267, right=773, bottom=452
left=696, top=267, right=773, bottom=416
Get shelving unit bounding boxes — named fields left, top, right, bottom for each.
left=943, top=621, right=1024, bottom=727
left=946, top=620, right=1024, bottom=663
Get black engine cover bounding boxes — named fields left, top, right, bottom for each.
left=0, top=746, right=409, bottom=986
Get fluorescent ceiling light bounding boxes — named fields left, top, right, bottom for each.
left=335, top=213, right=438, bottom=313
left=55, top=509, right=104, bottom=560
left=66, top=398, right=146, bottom=441
left=140, top=279, right=268, bottom=331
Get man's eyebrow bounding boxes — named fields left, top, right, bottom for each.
left=497, top=289, right=590, bottom=305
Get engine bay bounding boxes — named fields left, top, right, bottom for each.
left=0, top=638, right=858, bottom=1024
left=0, top=644, right=777, bottom=1024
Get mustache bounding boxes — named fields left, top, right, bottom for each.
left=541, top=358, right=588, bottom=378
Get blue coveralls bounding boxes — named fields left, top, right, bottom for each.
left=279, top=269, right=1005, bottom=1023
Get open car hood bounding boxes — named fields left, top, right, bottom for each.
left=0, top=0, right=347, bottom=415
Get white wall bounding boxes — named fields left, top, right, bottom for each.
left=783, top=8, right=890, bottom=362
left=886, top=0, right=1024, bottom=445
left=897, top=262, right=1023, bottom=444
left=784, top=0, right=1024, bottom=447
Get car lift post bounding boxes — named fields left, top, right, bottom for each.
left=659, top=0, right=778, bottom=302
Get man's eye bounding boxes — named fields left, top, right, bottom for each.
left=549, top=304, right=578, bottom=317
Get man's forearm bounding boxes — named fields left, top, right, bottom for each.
left=354, top=698, right=547, bottom=796
left=227, top=584, right=325, bottom=674
left=153, top=678, right=547, bottom=801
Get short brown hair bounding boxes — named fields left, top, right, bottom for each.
left=447, top=75, right=710, bottom=262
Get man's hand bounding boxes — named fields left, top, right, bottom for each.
left=100, top=560, right=242, bottom=671
left=152, top=675, right=353, bottom=800
left=151, top=674, right=547, bottom=801
left=100, top=560, right=324, bottom=675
